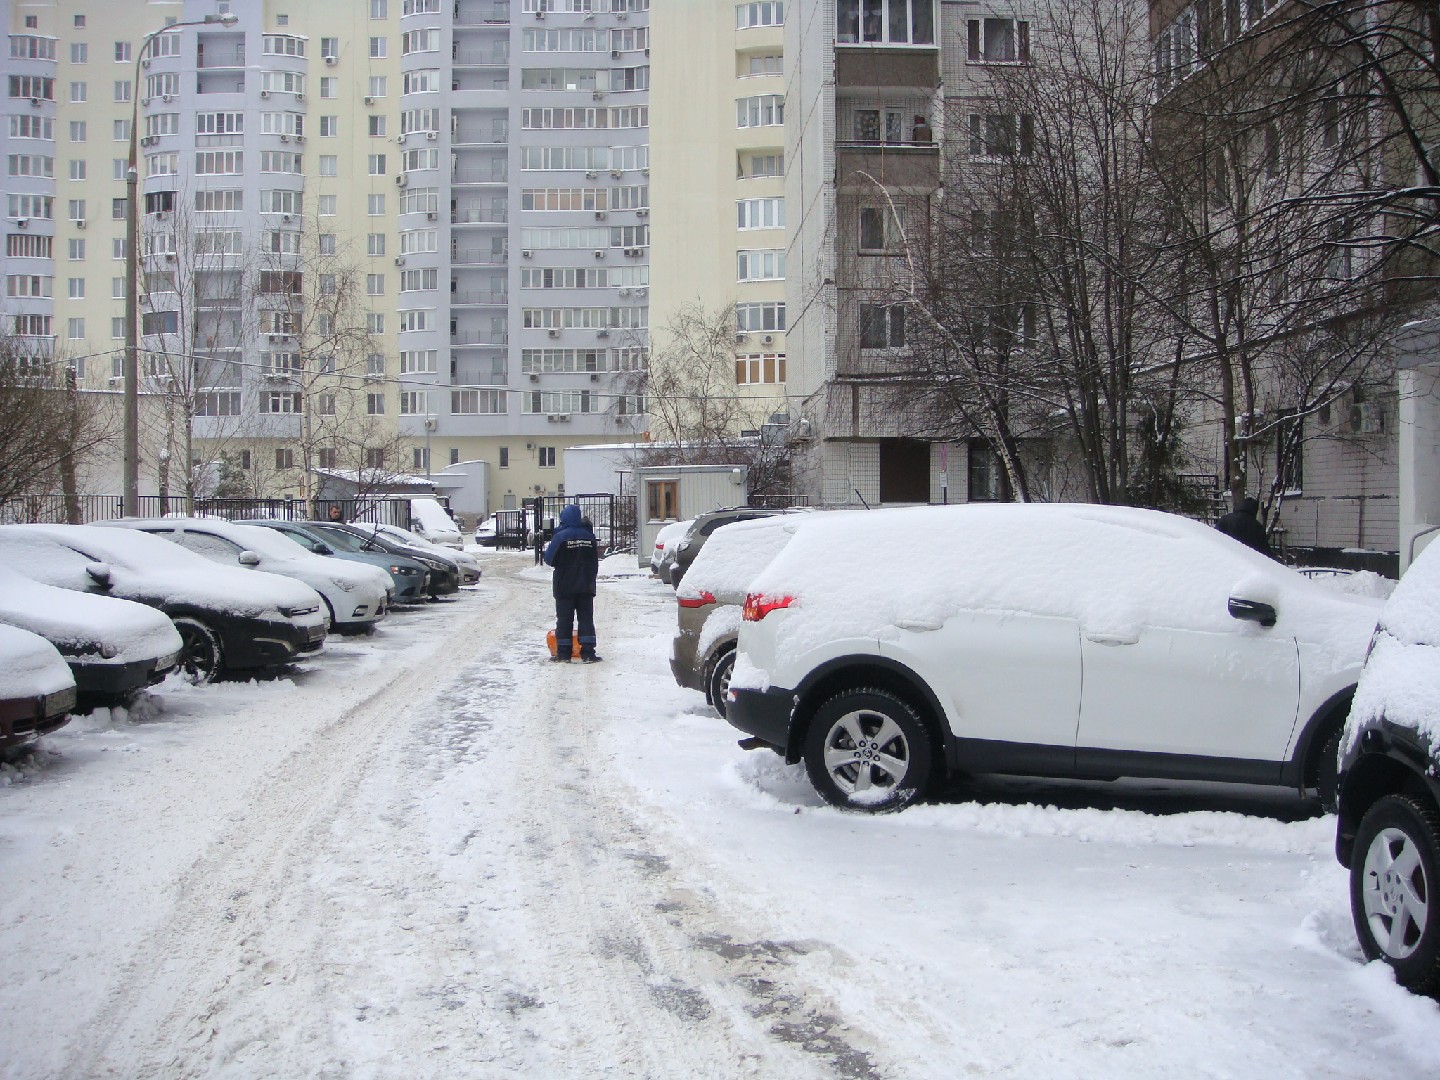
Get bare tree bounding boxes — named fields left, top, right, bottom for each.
left=621, top=300, right=792, bottom=496
left=0, top=340, right=115, bottom=510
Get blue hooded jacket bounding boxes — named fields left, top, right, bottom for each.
left=543, top=504, right=599, bottom=596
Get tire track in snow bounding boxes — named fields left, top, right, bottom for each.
left=60, top=563, right=884, bottom=1079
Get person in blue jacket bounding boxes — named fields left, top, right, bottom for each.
left=543, top=504, right=602, bottom=663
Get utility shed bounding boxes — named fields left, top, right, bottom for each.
left=634, top=464, right=749, bottom=567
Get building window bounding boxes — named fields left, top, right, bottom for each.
left=736, top=2, right=784, bottom=29
left=371, top=0, right=389, bottom=16
left=369, top=115, right=387, bottom=137
left=736, top=301, right=786, bottom=332
left=370, top=37, right=387, bottom=58
left=499, top=447, right=510, bottom=468
left=736, top=94, right=784, bottom=128
left=968, top=113, right=1034, bottom=158
left=860, top=303, right=906, bottom=349
left=837, top=0, right=934, bottom=45
left=367, top=393, right=386, bottom=415
left=966, top=18, right=1029, bottom=63
left=968, top=440, right=1009, bottom=502
left=367, top=273, right=385, bottom=295
left=1276, top=411, right=1303, bottom=493
left=647, top=479, right=678, bottom=520
left=539, top=447, right=556, bottom=468
left=114, top=42, right=132, bottom=62
left=737, top=249, right=785, bottom=281
left=859, top=205, right=905, bottom=253
left=368, top=153, right=387, bottom=175
left=366, top=448, right=387, bottom=470
left=735, top=353, right=786, bottom=384
left=276, top=448, right=295, bottom=470
left=320, top=116, right=338, bottom=137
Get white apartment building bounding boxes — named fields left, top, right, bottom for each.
left=1, top=0, right=651, bottom=513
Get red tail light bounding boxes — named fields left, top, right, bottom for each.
left=677, top=590, right=715, bottom=609
left=742, top=592, right=794, bottom=622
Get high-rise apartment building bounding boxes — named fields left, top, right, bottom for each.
left=649, top=0, right=788, bottom=430
left=1, top=0, right=651, bottom=513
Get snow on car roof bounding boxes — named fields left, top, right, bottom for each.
left=0, top=523, right=318, bottom=615
left=148, top=517, right=317, bottom=562
left=678, top=517, right=800, bottom=603
left=745, top=503, right=1380, bottom=655
left=0, top=623, right=74, bottom=700
left=0, top=565, right=180, bottom=664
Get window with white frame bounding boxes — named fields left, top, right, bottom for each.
left=736, top=301, right=785, bottom=332
left=966, top=17, right=1029, bottom=63
left=399, top=391, right=430, bottom=415
left=836, top=0, right=934, bottom=44
left=737, top=94, right=783, bottom=128
left=735, top=353, right=785, bottom=384
left=370, top=37, right=387, bottom=58
left=451, top=389, right=506, bottom=414
left=737, top=197, right=784, bottom=229
left=736, top=2, right=784, bottom=29
left=737, top=249, right=784, bottom=281
left=398, top=309, right=432, bottom=332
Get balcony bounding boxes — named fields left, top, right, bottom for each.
left=452, top=208, right=508, bottom=224
left=451, top=330, right=509, bottom=346
left=454, top=2, right=511, bottom=27
left=451, top=290, right=509, bottom=306
left=452, top=247, right=509, bottom=265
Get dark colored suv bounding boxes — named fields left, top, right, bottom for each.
left=668, top=507, right=808, bottom=590
left=1336, top=541, right=1440, bottom=997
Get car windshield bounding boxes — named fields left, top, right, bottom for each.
left=312, top=526, right=370, bottom=553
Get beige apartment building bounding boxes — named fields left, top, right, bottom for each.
left=648, top=0, right=789, bottom=437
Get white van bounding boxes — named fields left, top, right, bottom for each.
left=408, top=497, right=464, bottom=549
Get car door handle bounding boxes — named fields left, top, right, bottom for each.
left=895, top=619, right=943, bottom=632
left=1086, top=632, right=1138, bottom=646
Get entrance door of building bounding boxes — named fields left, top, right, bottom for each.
left=879, top=439, right=930, bottom=503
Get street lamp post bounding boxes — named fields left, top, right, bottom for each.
left=123, top=12, right=238, bottom=517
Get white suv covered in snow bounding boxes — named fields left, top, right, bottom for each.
left=725, top=504, right=1382, bottom=812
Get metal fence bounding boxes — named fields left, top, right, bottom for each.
left=0, top=494, right=416, bottom=528
left=524, top=494, right=637, bottom=560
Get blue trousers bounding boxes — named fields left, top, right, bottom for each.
left=555, top=593, right=597, bottom=657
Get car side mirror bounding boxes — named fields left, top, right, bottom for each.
left=238, top=550, right=261, bottom=567
left=1228, top=596, right=1277, bottom=628
left=85, top=562, right=112, bottom=587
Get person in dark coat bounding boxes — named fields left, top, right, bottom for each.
left=543, top=504, right=602, bottom=663
left=1216, top=496, right=1272, bottom=557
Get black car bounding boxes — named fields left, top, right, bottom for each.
left=0, top=565, right=181, bottom=709
left=0, top=525, right=329, bottom=684
left=307, top=521, right=461, bottom=598
left=669, top=507, right=809, bottom=590
left=1336, top=540, right=1440, bottom=997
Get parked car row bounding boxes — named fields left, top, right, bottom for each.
left=0, top=516, right=482, bottom=756
left=668, top=503, right=1440, bottom=998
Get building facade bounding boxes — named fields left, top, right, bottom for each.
left=1, top=0, right=652, bottom=515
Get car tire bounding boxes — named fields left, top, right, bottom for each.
left=173, top=616, right=223, bottom=685
left=707, top=647, right=736, bottom=719
left=1351, top=793, right=1440, bottom=996
left=804, top=687, right=934, bottom=813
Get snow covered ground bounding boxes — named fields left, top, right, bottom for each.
left=1, top=550, right=1438, bottom=1079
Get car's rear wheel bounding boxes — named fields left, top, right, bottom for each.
left=707, top=647, right=736, bottom=719
left=172, top=616, right=223, bottom=684
left=804, top=688, right=933, bottom=813
left=1351, top=793, right=1440, bottom=996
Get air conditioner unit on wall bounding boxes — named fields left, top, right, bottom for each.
left=325, top=55, right=337, bottom=65
left=762, top=334, right=774, bottom=345
left=547, top=328, right=560, bottom=337
left=1350, top=402, right=1386, bottom=435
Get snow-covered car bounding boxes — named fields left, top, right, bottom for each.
left=369, top=521, right=482, bottom=584
left=650, top=519, right=693, bottom=583
left=238, top=519, right=431, bottom=605
left=0, top=624, right=77, bottom=754
left=104, top=519, right=391, bottom=633
left=0, top=565, right=181, bottom=708
left=310, top=521, right=461, bottom=598
left=726, top=504, right=1383, bottom=813
left=669, top=507, right=810, bottom=590
left=672, top=517, right=801, bottom=718
left=1335, top=539, right=1440, bottom=997
left=0, top=524, right=328, bottom=683
left=473, top=515, right=499, bottom=547
left=405, top=497, right=464, bottom=549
